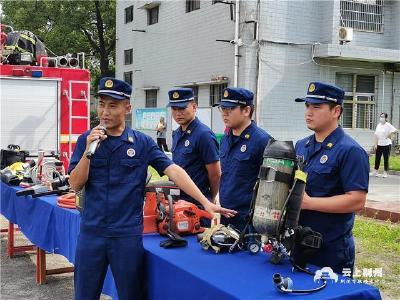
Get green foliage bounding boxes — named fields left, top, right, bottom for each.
left=90, top=111, right=99, bottom=129
left=1, top=0, right=116, bottom=77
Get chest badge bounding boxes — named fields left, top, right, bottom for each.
left=127, top=148, right=136, bottom=157
left=185, top=140, right=190, bottom=147
left=320, top=155, right=328, bottom=164
left=240, top=144, right=247, bottom=152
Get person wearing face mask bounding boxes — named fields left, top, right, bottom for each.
left=371, top=113, right=398, bottom=178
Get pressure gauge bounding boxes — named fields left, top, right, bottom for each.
left=248, top=242, right=261, bottom=254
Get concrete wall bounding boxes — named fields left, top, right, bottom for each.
left=116, top=0, right=400, bottom=150
left=116, top=0, right=235, bottom=144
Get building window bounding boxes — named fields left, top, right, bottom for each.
left=186, top=0, right=200, bottom=13
left=186, top=86, right=199, bottom=104
left=336, top=73, right=376, bottom=129
left=124, top=71, right=133, bottom=86
left=124, top=49, right=133, bottom=65
left=209, top=83, right=227, bottom=107
left=125, top=5, right=134, bottom=23
left=340, top=0, right=384, bottom=33
left=145, top=90, right=158, bottom=107
left=147, top=6, right=159, bottom=25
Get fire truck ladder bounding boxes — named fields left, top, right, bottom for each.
left=67, top=80, right=90, bottom=159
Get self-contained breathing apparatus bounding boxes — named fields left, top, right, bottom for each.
left=198, top=139, right=326, bottom=294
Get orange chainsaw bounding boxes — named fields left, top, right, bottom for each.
left=144, top=181, right=213, bottom=237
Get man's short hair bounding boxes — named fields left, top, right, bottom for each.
left=239, top=104, right=254, bottom=119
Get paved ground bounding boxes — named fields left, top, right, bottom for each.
left=367, top=174, right=400, bottom=203
left=0, top=217, right=110, bottom=300
left=362, top=174, right=400, bottom=222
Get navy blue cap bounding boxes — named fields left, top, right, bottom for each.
left=214, top=87, right=254, bottom=108
left=97, top=77, right=132, bottom=100
left=167, top=88, right=195, bottom=108
left=295, top=82, right=344, bottom=105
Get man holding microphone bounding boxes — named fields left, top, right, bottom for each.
left=69, top=77, right=236, bottom=300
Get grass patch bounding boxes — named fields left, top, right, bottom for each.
left=369, top=154, right=400, bottom=171
left=353, top=217, right=400, bottom=254
left=354, top=216, right=400, bottom=298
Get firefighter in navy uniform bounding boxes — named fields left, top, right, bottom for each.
left=169, top=88, right=220, bottom=209
left=294, top=82, right=369, bottom=274
left=69, top=78, right=236, bottom=300
left=215, top=87, right=272, bottom=231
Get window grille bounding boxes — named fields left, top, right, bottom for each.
left=340, top=0, right=384, bottom=33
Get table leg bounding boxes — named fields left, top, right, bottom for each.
left=6, top=222, right=35, bottom=258
left=36, top=247, right=74, bottom=285
left=7, top=222, right=14, bottom=257
left=36, top=248, right=47, bottom=284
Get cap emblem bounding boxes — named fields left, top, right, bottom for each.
left=105, top=80, right=113, bottom=88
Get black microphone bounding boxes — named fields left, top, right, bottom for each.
left=85, top=125, right=106, bottom=159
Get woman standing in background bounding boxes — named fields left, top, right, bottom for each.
left=156, top=116, right=169, bottom=152
left=371, top=113, right=398, bottom=178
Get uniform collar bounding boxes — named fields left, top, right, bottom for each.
left=120, top=126, right=135, bottom=144
left=305, top=126, right=344, bottom=150
left=228, top=120, right=254, bottom=144
left=178, top=117, right=199, bottom=136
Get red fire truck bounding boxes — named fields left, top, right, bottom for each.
left=0, top=25, right=90, bottom=170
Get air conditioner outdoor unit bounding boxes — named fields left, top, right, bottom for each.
left=338, top=27, right=353, bottom=42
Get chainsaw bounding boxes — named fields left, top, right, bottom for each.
left=144, top=181, right=213, bottom=247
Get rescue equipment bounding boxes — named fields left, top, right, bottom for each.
left=248, top=139, right=325, bottom=294
left=144, top=180, right=213, bottom=248
left=144, top=181, right=213, bottom=236
left=233, top=139, right=323, bottom=268
left=199, top=140, right=326, bottom=294
left=1, top=28, right=47, bottom=65
left=57, top=193, right=77, bottom=209
left=197, top=224, right=241, bottom=253
left=0, top=144, right=29, bottom=169
left=0, top=160, right=36, bottom=185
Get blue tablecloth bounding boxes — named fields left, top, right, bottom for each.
left=1, top=182, right=381, bottom=300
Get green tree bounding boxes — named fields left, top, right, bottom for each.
left=1, top=0, right=116, bottom=77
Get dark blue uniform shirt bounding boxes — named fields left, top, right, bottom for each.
left=219, top=121, right=271, bottom=230
left=172, top=117, right=219, bottom=204
left=69, top=127, right=173, bottom=237
left=295, top=126, right=369, bottom=271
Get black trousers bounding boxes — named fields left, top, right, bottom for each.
left=157, top=138, right=169, bottom=152
left=375, top=145, right=391, bottom=171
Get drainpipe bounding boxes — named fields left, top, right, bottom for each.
left=234, top=0, right=240, bottom=87
left=255, top=0, right=261, bottom=124
left=390, top=71, right=395, bottom=122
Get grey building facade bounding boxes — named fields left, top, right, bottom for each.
left=116, top=0, right=400, bottom=149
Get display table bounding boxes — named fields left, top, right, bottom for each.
left=1, top=183, right=381, bottom=300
